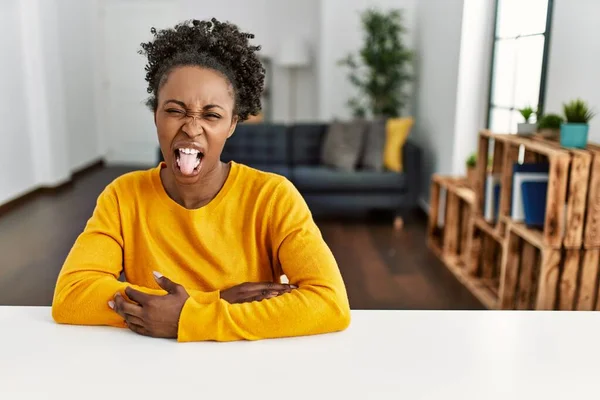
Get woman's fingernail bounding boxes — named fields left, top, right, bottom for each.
left=108, top=301, right=115, bottom=309
left=291, top=285, right=298, bottom=289
left=153, top=271, right=163, bottom=279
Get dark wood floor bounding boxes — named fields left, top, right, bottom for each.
left=0, top=166, right=483, bottom=309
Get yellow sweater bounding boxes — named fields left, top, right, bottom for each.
left=52, top=162, right=351, bottom=342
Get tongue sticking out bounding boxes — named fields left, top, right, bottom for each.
left=178, top=153, right=198, bottom=176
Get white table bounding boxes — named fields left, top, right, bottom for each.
left=1, top=307, right=599, bottom=399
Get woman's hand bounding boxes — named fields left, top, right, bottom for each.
left=109, top=272, right=189, bottom=338
left=220, top=282, right=298, bottom=304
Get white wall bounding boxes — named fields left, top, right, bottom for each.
left=412, top=0, right=465, bottom=202
left=451, top=0, right=495, bottom=176
left=545, top=0, right=600, bottom=143
left=56, top=0, right=102, bottom=172
left=0, top=0, right=36, bottom=204
left=318, top=0, right=417, bottom=121
left=0, top=0, right=100, bottom=206
left=99, top=0, right=177, bottom=165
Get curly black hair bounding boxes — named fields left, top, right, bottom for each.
left=138, top=18, right=265, bottom=121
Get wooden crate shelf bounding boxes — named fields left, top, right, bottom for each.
left=428, top=130, right=600, bottom=311
left=475, top=130, right=597, bottom=249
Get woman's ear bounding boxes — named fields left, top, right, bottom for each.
left=227, top=116, right=239, bottom=139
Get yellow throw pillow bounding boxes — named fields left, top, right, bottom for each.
left=383, top=117, right=414, bottom=172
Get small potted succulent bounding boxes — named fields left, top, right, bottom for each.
left=561, top=99, right=596, bottom=149
left=517, top=105, right=537, bottom=135
left=466, top=152, right=477, bottom=188
left=537, top=113, right=564, bottom=139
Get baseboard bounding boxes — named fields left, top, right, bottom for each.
left=0, top=159, right=105, bottom=217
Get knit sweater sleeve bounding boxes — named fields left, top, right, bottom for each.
left=51, top=184, right=219, bottom=327
left=177, top=178, right=351, bottom=342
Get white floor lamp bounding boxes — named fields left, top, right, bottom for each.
left=276, top=38, right=311, bottom=123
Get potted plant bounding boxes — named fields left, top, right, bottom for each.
left=517, top=106, right=537, bottom=135
left=338, top=8, right=413, bottom=117
left=536, top=113, right=564, bottom=139
left=466, top=153, right=477, bottom=188
left=561, top=99, right=596, bottom=149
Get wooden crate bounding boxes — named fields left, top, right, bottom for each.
left=584, top=143, right=600, bottom=248
left=465, top=215, right=504, bottom=280
left=531, top=134, right=600, bottom=249
left=461, top=214, right=506, bottom=309
left=427, top=175, right=475, bottom=263
left=427, top=176, right=501, bottom=309
left=500, top=220, right=600, bottom=310
left=476, top=130, right=581, bottom=248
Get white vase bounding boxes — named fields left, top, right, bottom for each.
left=517, top=123, right=536, bottom=135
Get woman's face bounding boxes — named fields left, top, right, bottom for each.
left=155, top=66, right=237, bottom=183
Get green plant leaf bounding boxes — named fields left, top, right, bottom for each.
left=563, top=98, right=596, bottom=123
left=537, top=113, right=564, bottom=130
left=466, top=153, right=477, bottom=168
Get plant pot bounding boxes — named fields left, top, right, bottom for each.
left=517, top=123, right=536, bottom=135
left=560, top=123, right=589, bottom=149
left=521, top=180, right=547, bottom=228
left=466, top=166, right=477, bottom=189
left=538, top=128, right=560, bottom=140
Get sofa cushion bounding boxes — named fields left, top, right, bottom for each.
left=320, top=119, right=367, bottom=171
left=245, top=164, right=292, bottom=179
left=360, top=118, right=387, bottom=171
left=383, top=117, right=414, bottom=172
left=293, top=166, right=406, bottom=192
left=289, top=123, right=328, bottom=166
left=221, top=123, right=289, bottom=164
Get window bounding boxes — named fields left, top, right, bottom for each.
left=487, top=0, right=553, bottom=133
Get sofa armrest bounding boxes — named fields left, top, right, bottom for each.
left=402, top=139, right=422, bottom=206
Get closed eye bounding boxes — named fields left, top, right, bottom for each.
left=166, top=109, right=184, bottom=115
left=205, top=113, right=221, bottom=119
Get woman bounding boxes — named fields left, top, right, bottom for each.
left=52, top=18, right=350, bottom=342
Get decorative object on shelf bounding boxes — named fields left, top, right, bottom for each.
left=536, top=113, right=564, bottom=139
left=517, top=105, right=537, bottom=135
left=466, top=152, right=477, bottom=188
left=561, top=98, right=596, bottom=149
left=511, top=163, right=549, bottom=223
left=276, top=38, right=311, bottom=123
left=521, top=181, right=548, bottom=227
left=484, top=173, right=501, bottom=222
left=338, top=8, right=413, bottom=118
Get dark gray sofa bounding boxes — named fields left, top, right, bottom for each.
left=222, top=122, right=421, bottom=219
left=159, top=122, right=422, bottom=218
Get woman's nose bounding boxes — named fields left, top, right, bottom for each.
left=182, top=117, right=203, bottom=137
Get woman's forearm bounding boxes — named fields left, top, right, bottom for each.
left=177, top=283, right=351, bottom=342
left=52, top=269, right=219, bottom=327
